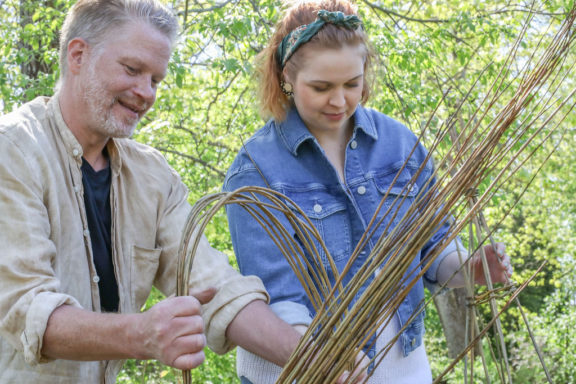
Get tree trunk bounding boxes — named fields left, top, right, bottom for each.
left=19, top=0, right=59, bottom=79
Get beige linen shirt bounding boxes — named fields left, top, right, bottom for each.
left=0, top=96, right=268, bottom=383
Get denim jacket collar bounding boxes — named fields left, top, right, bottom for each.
left=276, top=106, right=379, bottom=156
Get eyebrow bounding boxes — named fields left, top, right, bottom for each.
left=308, top=74, right=363, bottom=84
left=119, top=56, right=144, bottom=67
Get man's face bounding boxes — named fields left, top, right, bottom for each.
left=80, top=21, right=172, bottom=139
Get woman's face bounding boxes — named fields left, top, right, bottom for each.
left=285, top=44, right=365, bottom=137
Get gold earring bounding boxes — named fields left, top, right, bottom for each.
left=280, top=80, right=294, bottom=97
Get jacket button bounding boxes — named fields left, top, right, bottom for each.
left=92, top=275, right=100, bottom=283
left=350, top=140, right=358, bottom=149
left=357, top=185, right=366, bottom=195
left=313, top=204, right=322, bottom=213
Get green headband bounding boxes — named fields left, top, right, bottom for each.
left=276, top=10, right=363, bottom=69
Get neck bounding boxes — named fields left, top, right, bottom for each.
left=58, top=85, right=110, bottom=171
left=83, top=146, right=110, bottom=172
left=314, top=122, right=353, bottom=182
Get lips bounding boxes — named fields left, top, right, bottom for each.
left=118, top=99, right=146, bottom=115
left=324, top=111, right=346, bottom=120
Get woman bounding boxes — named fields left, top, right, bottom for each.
left=223, top=1, right=512, bottom=382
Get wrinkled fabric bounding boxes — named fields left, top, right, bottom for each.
left=0, top=96, right=267, bottom=383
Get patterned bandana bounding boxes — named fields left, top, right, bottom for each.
left=276, top=10, right=363, bottom=68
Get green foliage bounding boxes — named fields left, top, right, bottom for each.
left=118, top=348, right=238, bottom=384
left=0, top=0, right=69, bottom=110
left=1, top=0, right=575, bottom=382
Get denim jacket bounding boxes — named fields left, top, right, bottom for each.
left=224, top=106, right=460, bottom=358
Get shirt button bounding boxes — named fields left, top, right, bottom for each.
left=313, top=204, right=323, bottom=213
left=83, top=229, right=90, bottom=237
left=92, top=275, right=100, bottom=284
left=74, top=185, right=81, bottom=193
left=350, top=140, right=358, bottom=149
left=357, top=185, right=366, bottom=195
left=72, top=148, right=80, bottom=157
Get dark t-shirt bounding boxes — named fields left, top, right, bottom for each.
left=81, top=157, right=119, bottom=312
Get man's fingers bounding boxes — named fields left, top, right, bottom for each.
left=171, top=349, right=206, bottom=370
left=189, top=287, right=217, bottom=305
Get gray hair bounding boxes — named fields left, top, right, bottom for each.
left=58, top=0, right=179, bottom=82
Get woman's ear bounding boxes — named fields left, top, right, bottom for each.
left=282, top=69, right=292, bottom=85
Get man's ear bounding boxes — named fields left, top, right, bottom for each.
left=67, top=38, right=89, bottom=74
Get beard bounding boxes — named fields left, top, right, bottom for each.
left=82, top=63, right=144, bottom=139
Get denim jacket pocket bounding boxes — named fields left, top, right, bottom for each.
left=131, top=245, right=161, bottom=311
left=372, top=167, right=419, bottom=229
left=281, top=186, right=351, bottom=267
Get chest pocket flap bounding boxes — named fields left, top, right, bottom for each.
left=374, top=165, right=420, bottom=197
left=280, top=185, right=351, bottom=264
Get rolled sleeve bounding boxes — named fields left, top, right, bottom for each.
left=270, top=301, right=312, bottom=327
left=203, top=278, right=268, bottom=354
left=423, top=237, right=465, bottom=293
left=21, top=292, right=82, bottom=365
left=0, top=126, right=84, bottom=365
left=189, top=236, right=269, bottom=355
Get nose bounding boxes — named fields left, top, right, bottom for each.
left=329, top=87, right=345, bottom=107
left=133, top=75, right=156, bottom=105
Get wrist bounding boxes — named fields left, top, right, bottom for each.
left=123, top=312, right=149, bottom=360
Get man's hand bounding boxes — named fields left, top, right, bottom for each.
left=42, top=288, right=217, bottom=366
left=136, top=288, right=216, bottom=370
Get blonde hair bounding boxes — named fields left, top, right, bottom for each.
left=256, top=0, right=374, bottom=121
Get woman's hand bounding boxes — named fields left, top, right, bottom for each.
left=472, top=242, right=513, bottom=285
left=337, top=350, right=370, bottom=384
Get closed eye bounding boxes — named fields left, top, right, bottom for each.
left=124, top=64, right=138, bottom=75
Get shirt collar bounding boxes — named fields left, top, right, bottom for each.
left=48, top=95, right=83, bottom=163
left=48, top=95, right=122, bottom=174
left=353, top=106, right=379, bottom=141
left=276, top=108, right=315, bottom=156
left=276, top=105, right=378, bottom=156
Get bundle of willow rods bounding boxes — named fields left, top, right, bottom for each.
left=176, top=4, right=575, bottom=384
left=176, top=187, right=348, bottom=384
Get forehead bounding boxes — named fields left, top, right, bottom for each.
left=97, top=21, right=172, bottom=72
left=295, top=44, right=365, bottom=82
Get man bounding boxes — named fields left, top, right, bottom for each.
left=0, top=0, right=302, bottom=382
